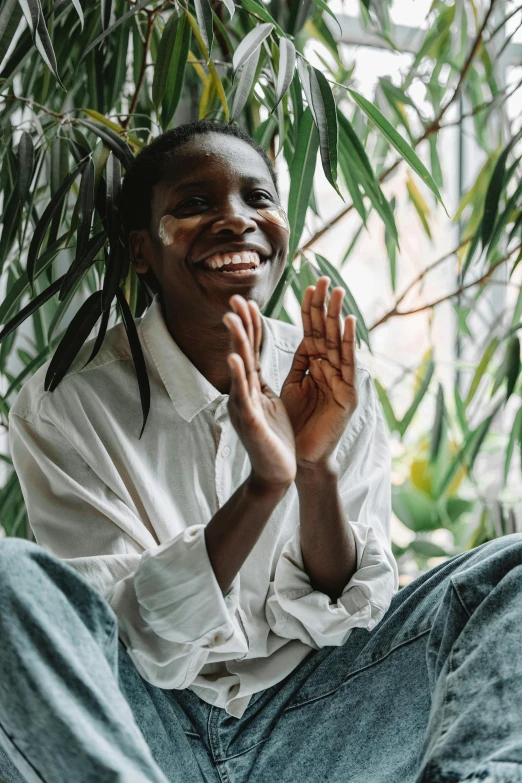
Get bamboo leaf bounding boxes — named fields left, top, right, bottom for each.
left=231, top=46, right=260, bottom=121
left=184, top=10, right=229, bottom=121
left=82, top=0, right=151, bottom=59
left=429, top=383, right=445, bottom=462
left=81, top=306, right=111, bottom=369
left=59, top=231, right=106, bottom=302
left=0, top=275, right=65, bottom=345
left=314, top=252, right=370, bottom=349
left=77, top=119, right=134, bottom=169
left=232, top=22, right=273, bottom=75
left=348, top=88, right=446, bottom=209
left=17, top=0, right=40, bottom=38
left=161, top=14, right=190, bottom=127
left=373, top=378, right=399, bottom=433
left=116, top=288, right=151, bottom=439
left=101, top=0, right=112, bottom=31
left=27, top=161, right=87, bottom=291
left=34, top=4, right=64, bottom=89
left=503, top=404, right=522, bottom=487
left=287, top=107, right=319, bottom=262
left=261, top=263, right=293, bottom=318
left=296, top=57, right=315, bottom=121
left=80, top=109, right=144, bottom=151
left=75, top=158, right=95, bottom=267
left=17, top=130, right=34, bottom=205
left=239, top=0, right=284, bottom=35
left=398, top=360, right=435, bottom=437
left=194, top=0, right=213, bottom=58
left=0, top=0, right=23, bottom=67
left=505, top=336, right=520, bottom=402
left=465, top=335, right=499, bottom=407
left=275, top=38, right=296, bottom=108
left=45, top=291, right=103, bottom=392
left=70, top=0, right=84, bottom=31
left=219, top=0, right=235, bottom=18
left=309, top=66, right=341, bottom=199
left=310, top=0, right=342, bottom=33
left=152, top=11, right=180, bottom=111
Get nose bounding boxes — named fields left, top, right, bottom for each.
left=210, top=198, right=257, bottom=235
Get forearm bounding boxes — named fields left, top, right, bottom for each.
left=295, top=463, right=357, bottom=603
left=205, top=473, right=290, bottom=595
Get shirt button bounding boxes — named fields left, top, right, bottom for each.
left=214, top=633, right=224, bottom=644
left=221, top=446, right=231, bottom=458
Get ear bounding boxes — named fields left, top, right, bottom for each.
left=128, top=230, right=150, bottom=274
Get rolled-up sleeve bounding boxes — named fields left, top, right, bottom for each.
left=265, top=369, right=398, bottom=648
left=8, top=410, right=248, bottom=689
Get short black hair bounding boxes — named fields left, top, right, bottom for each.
left=120, top=120, right=278, bottom=241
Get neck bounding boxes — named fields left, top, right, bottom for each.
left=159, top=296, right=261, bottom=395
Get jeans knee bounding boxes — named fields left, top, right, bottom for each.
left=0, top=538, right=43, bottom=590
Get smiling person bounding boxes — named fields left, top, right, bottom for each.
left=2, top=122, right=522, bottom=783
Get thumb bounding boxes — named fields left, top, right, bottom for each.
left=283, top=338, right=310, bottom=386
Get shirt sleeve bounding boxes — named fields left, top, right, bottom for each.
left=265, top=368, right=398, bottom=649
left=8, top=410, right=248, bottom=689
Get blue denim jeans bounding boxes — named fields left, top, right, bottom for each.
left=1, top=536, right=522, bottom=783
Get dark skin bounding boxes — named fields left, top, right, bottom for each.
left=129, top=133, right=358, bottom=601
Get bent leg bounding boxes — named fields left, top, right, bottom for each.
left=0, top=538, right=170, bottom=783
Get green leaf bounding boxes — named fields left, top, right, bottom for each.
left=409, top=540, right=449, bottom=558
left=75, top=158, right=95, bottom=267
left=116, top=288, right=151, bottom=438
left=430, top=383, right=445, bottom=463
left=82, top=0, right=152, bottom=59
left=70, top=0, right=84, bottom=31
left=232, top=22, right=273, bottom=74
left=262, top=263, right=294, bottom=318
left=17, top=130, right=34, bottom=205
left=101, top=0, right=112, bottom=31
left=310, top=66, right=342, bottom=199
left=81, top=306, right=111, bottom=370
left=296, top=57, right=315, bottom=122
left=286, top=107, right=319, bottom=262
left=348, top=88, right=446, bottom=209
left=161, top=15, right=190, bottom=128
left=310, top=0, right=342, bottom=33
left=153, top=12, right=181, bottom=112
left=194, top=0, right=213, bottom=58
left=231, top=45, right=260, bottom=121
left=0, top=0, right=22, bottom=65
left=503, top=404, right=522, bottom=487
left=392, top=485, right=438, bottom=532
left=76, top=119, right=134, bottom=169
left=44, top=291, right=103, bottom=392
left=239, top=0, right=284, bottom=36
left=314, top=252, right=370, bottom=350
left=59, top=231, right=106, bottom=302
left=398, top=360, right=435, bottom=437
left=465, top=335, right=499, bottom=408
left=481, top=136, right=522, bottom=248
left=0, top=275, right=65, bottom=345
left=505, top=336, right=521, bottom=402
left=275, top=38, right=296, bottom=108
left=219, top=0, right=235, bottom=19
left=373, top=378, right=398, bottom=433
left=27, top=161, right=87, bottom=292
left=33, top=4, right=65, bottom=89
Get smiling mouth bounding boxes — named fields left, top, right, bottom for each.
left=195, top=249, right=270, bottom=276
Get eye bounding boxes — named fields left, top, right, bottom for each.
left=175, top=196, right=207, bottom=211
left=249, top=190, right=273, bottom=202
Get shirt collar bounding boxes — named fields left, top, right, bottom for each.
left=139, top=294, right=278, bottom=422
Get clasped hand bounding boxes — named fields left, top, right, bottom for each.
left=223, top=277, right=358, bottom=489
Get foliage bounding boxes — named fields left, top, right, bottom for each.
left=0, top=0, right=521, bottom=573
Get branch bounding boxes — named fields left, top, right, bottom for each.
left=1, top=93, right=64, bottom=119
left=370, top=243, right=522, bottom=330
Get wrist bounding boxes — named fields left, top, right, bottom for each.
left=247, top=472, right=292, bottom=498
left=295, top=458, right=339, bottom=488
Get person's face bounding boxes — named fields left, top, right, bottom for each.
left=129, top=133, right=289, bottom=322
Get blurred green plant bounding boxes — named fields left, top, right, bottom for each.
left=0, top=0, right=521, bottom=570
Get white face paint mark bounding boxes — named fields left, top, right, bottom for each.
left=158, top=214, right=203, bottom=246
left=257, top=207, right=290, bottom=232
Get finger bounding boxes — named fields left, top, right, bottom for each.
left=309, top=277, right=330, bottom=361
left=301, top=285, right=320, bottom=360
left=227, top=353, right=257, bottom=418
left=325, top=287, right=345, bottom=370
left=229, top=295, right=254, bottom=353
left=340, top=315, right=357, bottom=390
left=223, top=312, right=259, bottom=396
left=284, top=337, right=310, bottom=386
left=247, top=299, right=262, bottom=373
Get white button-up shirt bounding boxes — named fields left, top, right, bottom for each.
left=9, top=294, right=398, bottom=718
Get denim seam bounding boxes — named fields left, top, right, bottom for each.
left=282, top=627, right=432, bottom=712
left=0, top=720, right=46, bottom=783
left=213, top=737, right=269, bottom=763
left=450, top=576, right=473, bottom=620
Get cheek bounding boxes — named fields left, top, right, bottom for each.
left=158, top=214, right=202, bottom=246
left=257, top=207, right=290, bottom=232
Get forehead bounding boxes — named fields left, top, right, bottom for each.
left=157, top=133, right=274, bottom=191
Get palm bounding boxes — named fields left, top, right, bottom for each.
left=280, top=279, right=359, bottom=467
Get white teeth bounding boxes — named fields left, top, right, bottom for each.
left=232, top=254, right=242, bottom=265
left=202, top=250, right=261, bottom=270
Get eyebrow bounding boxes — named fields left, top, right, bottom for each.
left=165, top=174, right=274, bottom=193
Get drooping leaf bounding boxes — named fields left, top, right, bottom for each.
left=398, top=360, right=435, bottom=438
left=80, top=110, right=143, bottom=152
left=17, top=130, right=34, bottom=205
left=239, top=0, right=284, bottom=35
left=231, top=45, right=260, bottom=121
left=0, top=0, right=23, bottom=68
left=184, top=9, right=229, bottom=121
left=82, top=0, right=151, bottom=59
left=219, top=0, right=235, bottom=19
left=27, top=161, right=87, bottom=292
left=0, top=275, right=65, bottom=345
left=116, top=288, right=151, bottom=439
left=34, top=3, right=65, bottom=89
left=275, top=38, right=296, bottom=108
left=45, top=291, right=103, bottom=392
left=310, top=0, right=342, bottom=33
left=75, top=158, right=95, bottom=267
left=262, top=264, right=293, bottom=319
left=194, top=0, right=213, bottom=58
left=465, top=335, right=499, bottom=408
left=287, top=107, right=319, bottom=262
left=59, top=232, right=106, bottom=302
left=153, top=11, right=180, bottom=111
left=309, top=66, right=342, bottom=199
left=348, top=88, right=445, bottom=209
left=429, top=383, right=445, bottom=463
left=296, top=57, right=315, bottom=122
left=159, top=15, right=190, bottom=127
left=81, top=306, right=111, bottom=370
left=70, top=0, right=84, bottom=31
left=76, top=119, right=134, bottom=169
left=17, top=0, right=40, bottom=39
left=232, top=22, right=273, bottom=75
left=101, top=0, right=112, bottom=31
left=503, top=404, right=522, bottom=487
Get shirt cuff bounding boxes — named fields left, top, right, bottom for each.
left=265, top=522, right=396, bottom=648
left=134, top=525, right=246, bottom=651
